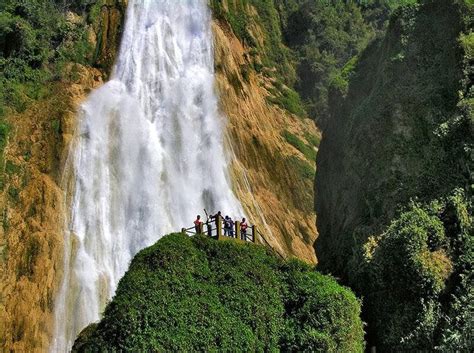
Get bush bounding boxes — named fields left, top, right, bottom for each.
left=282, top=130, right=317, bottom=161
left=280, top=260, right=364, bottom=352
left=73, top=233, right=364, bottom=352
left=352, top=202, right=467, bottom=350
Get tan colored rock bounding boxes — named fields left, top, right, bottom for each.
left=0, top=67, right=104, bottom=352
left=213, top=21, right=319, bottom=263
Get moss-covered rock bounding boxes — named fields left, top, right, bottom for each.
left=72, top=233, right=364, bottom=352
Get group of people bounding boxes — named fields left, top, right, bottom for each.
left=193, top=211, right=250, bottom=241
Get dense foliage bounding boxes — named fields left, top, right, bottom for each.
left=316, top=0, right=473, bottom=350
left=72, top=233, right=364, bottom=352
left=0, top=0, right=123, bottom=120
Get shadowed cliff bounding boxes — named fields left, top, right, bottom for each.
left=315, top=0, right=473, bottom=350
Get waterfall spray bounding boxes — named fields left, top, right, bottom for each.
left=51, top=1, right=244, bottom=350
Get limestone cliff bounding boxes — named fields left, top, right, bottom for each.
left=0, top=1, right=126, bottom=351
left=213, top=18, right=318, bottom=263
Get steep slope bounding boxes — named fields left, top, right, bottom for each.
left=315, top=0, right=473, bottom=350
left=0, top=1, right=126, bottom=351
left=72, top=233, right=364, bottom=352
left=211, top=1, right=320, bottom=263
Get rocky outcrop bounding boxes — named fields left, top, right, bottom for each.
left=0, top=66, right=104, bottom=352
left=91, top=0, right=128, bottom=75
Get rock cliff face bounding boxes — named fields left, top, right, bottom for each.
left=213, top=20, right=318, bottom=263
left=0, top=1, right=126, bottom=351
left=0, top=67, right=104, bottom=352
left=316, top=0, right=470, bottom=278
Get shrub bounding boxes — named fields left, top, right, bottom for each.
left=280, top=260, right=364, bottom=352
left=353, top=204, right=456, bottom=350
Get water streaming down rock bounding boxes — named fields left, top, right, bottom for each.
left=52, top=0, right=245, bottom=350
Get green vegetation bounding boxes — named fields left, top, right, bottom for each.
left=315, top=0, right=473, bottom=350
left=304, top=131, right=320, bottom=148
left=288, top=155, right=315, bottom=181
left=210, top=1, right=414, bottom=123
left=73, top=233, right=364, bottom=352
left=282, top=129, right=316, bottom=161
left=0, top=0, right=122, bottom=122
left=210, top=0, right=295, bottom=85
left=270, top=86, right=306, bottom=117
left=5, top=160, right=19, bottom=175
left=276, top=0, right=375, bottom=124
left=210, top=0, right=308, bottom=117
left=0, top=0, right=89, bottom=113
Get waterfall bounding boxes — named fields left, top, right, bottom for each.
left=51, top=0, right=244, bottom=351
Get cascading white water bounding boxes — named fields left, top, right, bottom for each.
left=52, top=0, right=244, bottom=351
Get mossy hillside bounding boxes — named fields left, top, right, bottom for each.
left=316, top=0, right=473, bottom=350
left=73, top=233, right=364, bottom=352
left=210, top=0, right=308, bottom=118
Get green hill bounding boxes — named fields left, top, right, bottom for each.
left=72, top=233, right=363, bottom=352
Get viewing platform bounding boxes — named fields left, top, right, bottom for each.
left=181, top=216, right=258, bottom=243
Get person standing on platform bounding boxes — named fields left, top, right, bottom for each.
left=224, top=215, right=234, bottom=236
left=194, top=215, right=203, bottom=234
left=240, top=217, right=248, bottom=241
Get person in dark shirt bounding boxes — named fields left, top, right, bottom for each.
left=240, top=217, right=248, bottom=241
left=224, top=215, right=234, bottom=237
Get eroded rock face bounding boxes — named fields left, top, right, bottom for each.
left=212, top=21, right=319, bottom=264
left=93, top=0, right=128, bottom=74
left=0, top=65, right=104, bottom=352
left=0, top=0, right=127, bottom=350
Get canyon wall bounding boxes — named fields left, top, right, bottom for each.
left=315, top=0, right=473, bottom=349
left=213, top=21, right=318, bottom=263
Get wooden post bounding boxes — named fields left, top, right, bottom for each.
left=252, top=225, right=257, bottom=243
left=207, top=221, right=212, bottom=237
left=235, top=221, right=240, bottom=240
left=216, top=216, right=223, bottom=240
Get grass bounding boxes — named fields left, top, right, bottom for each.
left=282, top=130, right=317, bottom=161
left=304, top=131, right=320, bottom=147
left=287, top=155, right=315, bottom=180
left=274, top=87, right=306, bottom=117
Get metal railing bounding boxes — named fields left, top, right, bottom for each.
left=181, top=216, right=286, bottom=260
left=181, top=216, right=257, bottom=242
